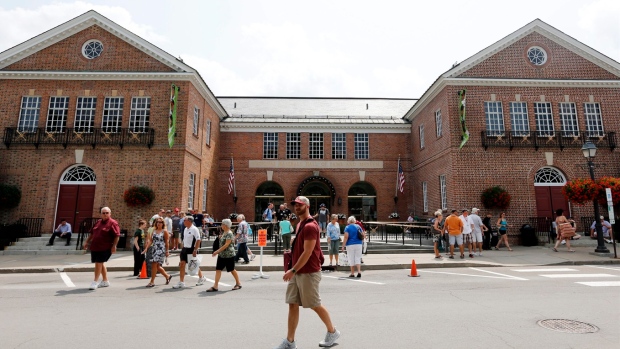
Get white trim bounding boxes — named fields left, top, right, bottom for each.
left=59, top=164, right=97, bottom=184
left=534, top=166, right=567, bottom=186
left=0, top=11, right=227, bottom=119
left=220, top=122, right=411, bottom=133
left=249, top=160, right=383, bottom=169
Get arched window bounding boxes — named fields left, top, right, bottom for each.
left=534, top=167, right=566, bottom=186
left=348, top=182, right=377, bottom=221
left=255, top=181, right=284, bottom=222
left=60, top=165, right=96, bottom=184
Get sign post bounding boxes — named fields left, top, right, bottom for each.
left=605, top=188, right=617, bottom=259
left=252, top=228, right=270, bottom=279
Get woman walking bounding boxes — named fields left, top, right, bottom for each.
left=552, top=209, right=576, bottom=252
left=495, top=212, right=513, bottom=251
left=207, top=219, right=241, bottom=292
left=132, top=219, right=147, bottom=277
left=326, top=214, right=341, bottom=266
left=432, top=210, right=443, bottom=259
left=279, top=214, right=293, bottom=253
left=342, top=216, right=364, bottom=278
left=142, top=218, right=172, bottom=287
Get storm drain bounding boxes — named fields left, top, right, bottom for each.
left=537, top=319, right=599, bottom=334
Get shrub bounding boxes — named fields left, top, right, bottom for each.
left=123, top=186, right=155, bottom=207
left=0, top=183, right=21, bottom=209
left=481, top=186, right=511, bottom=209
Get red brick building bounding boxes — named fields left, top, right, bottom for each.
left=1, top=13, right=618, bottom=243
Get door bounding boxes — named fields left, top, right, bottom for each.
left=56, top=184, right=96, bottom=229
left=535, top=186, right=569, bottom=218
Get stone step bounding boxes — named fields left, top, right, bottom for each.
left=6, top=245, right=78, bottom=251
left=12, top=240, right=77, bottom=246
left=0, top=250, right=86, bottom=256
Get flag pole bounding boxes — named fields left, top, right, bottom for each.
left=232, top=155, right=237, bottom=213
left=394, top=155, right=400, bottom=209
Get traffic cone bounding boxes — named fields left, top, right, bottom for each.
left=408, top=259, right=420, bottom=277
left=139, top=261, right=148, bottom=279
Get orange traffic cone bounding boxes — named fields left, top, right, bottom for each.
left=408, top=259, right=420, bottom=277
left=139, top=261, right=148, bottom=279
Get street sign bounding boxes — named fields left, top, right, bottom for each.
left=606, top=188, right=615, bottom=224
left=258, top=229, right=267, bottom=247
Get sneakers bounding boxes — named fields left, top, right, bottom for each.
left=250, top=254, right=256, bottom=261
left=319, top=328, right=341, bottom=347
left=478, top=252, right=482, bottom=257
left=469, top=253, right=474, bottom=258
left=273, top=338, right=297, bottom=349
left=172, top=282, right=186, bottom=289
left=605, top=239, right=613, bottom=244
left=99, top=281, right=110, bottom=288
left=196, top=277, right=207, bottom=286
left=89, top=281, right=98, bottom=290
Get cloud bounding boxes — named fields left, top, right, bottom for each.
left=577, top=0, right=620, bottom=59
left=0, top=1, right=167, bottom=53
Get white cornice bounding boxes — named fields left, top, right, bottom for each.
left=0, top=71, right=227, bottom=118
left=220, top=122, right=411, bottom=133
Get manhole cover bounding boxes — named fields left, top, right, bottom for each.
left=537, top=319, right=599, bottom=334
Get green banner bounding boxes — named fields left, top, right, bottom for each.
left=458, top=89, right=469, bottom=149
left=168, top=84, right=180, bottom=148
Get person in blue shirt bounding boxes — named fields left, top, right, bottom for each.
left=47, top=218, right=72, bottom=246
left=326, top=214, right=341, bottom=267
left=279, top=214, right=293, bottom=252
left=341, top=216, right=365, bottom=278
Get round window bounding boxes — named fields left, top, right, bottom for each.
left=527, top=46, right=547, bottom=66
left=82, top=40, right=103, bottom=59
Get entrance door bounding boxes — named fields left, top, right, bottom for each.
left=56, top=165, right=97, bottom=230
left=534, top=167, right=569, bottom=219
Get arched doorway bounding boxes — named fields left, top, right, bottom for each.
left=255, top=181, right=284, bottom=222
left=55, top=165, right=97, bottom=230
left=297, top=176, right=336, bottom=216
left=348, top=182, right=376, bottom=221
left=534, top=167, right=569, bottom=219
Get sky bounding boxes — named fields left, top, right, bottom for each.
left=0, top=0, right=618, bottom=98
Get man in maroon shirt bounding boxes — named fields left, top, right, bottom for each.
left=83, top=207, right=120, bottom=290
left=274, top=196, right=340, bottom=349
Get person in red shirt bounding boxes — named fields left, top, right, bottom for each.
left=274, top=196, right=340, bottom=349
left=83, top=207, right=120, bottom=290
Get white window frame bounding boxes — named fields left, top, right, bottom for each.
left=18, top=96, right=42, bottom=132
left=584, top=102, right=604, bottom=137
left=263, top=132, right=278, bottom=159
left=74, top=97, right=97, bottom=133
left=332, top=133, right=347, bottom=159
left=309, top=133, right=324, bottom=159
left=129, top=97, right=150, bottom=133
left=46, top=96, right=69, bottom=133
left=103, top=97, right=123, bottom=133
left=419, top=124, right=425, bottom=149
left=193, top=107, right=200, bottom=136
left=202, top=179, right=208, bottom=212
left=286, top=133, right=301, bottom=159
left=422, top=182, right=428, bottom=213
left=188, top=172, right=195, bottom=210
left=205, top=119, right=211, bottom=146
left=559, top=102, right=579, bottom=137
left=509, top=102, right=529, bottom=136
left=435, top=109, right=442, bottom=137
left=354, top=133, right=369, bottom=159
left=484, top=101, right=505, bottom=136
left=534, top=102, right=554, bottom=137
left=439, top=175, right=447, bottom=211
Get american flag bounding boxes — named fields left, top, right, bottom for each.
left=398, top=160, right=405, bottom=193
left=227, top=158, right=235, bottom=195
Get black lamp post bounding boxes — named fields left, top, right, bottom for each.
left=581, top=141, right=610, bottom=253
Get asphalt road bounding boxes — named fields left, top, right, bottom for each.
left=0, top=266, right=619, bottom=349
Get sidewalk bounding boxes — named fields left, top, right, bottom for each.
left=0, top=245, right=618, bottom=274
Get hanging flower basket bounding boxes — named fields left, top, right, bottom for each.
left=481, top=186, right=511, bottom=210
left=562, top=178, right=600, bottom=205
left=596, top=177, right=620, bottom=206
left=123, top=186, right=155, bottom=207
left=228, top=213, right=238, bottom=220
left=388, top=212, right=400, bottom=219
left=0, top=183, right=21, bottom=209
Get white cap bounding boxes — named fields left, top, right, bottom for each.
left=472, top=208, right=480, bottom=214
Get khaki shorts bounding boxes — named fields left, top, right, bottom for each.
left=285, top=272, right=322, bottom=309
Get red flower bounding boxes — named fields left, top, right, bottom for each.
left=123, top=186, right=155, bottom=207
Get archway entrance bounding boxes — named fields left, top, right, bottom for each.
left=534, top=167, right=569, bottom=219
left=255, top=181, right=284, bottom=222
left=55, top=165, right=96, bottom=230
left=300, top=181, right=331, bottom=216
left=348, top=182, right=376, bottom=221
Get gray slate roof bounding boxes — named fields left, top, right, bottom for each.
left=217, top=97, right=416, bottom=124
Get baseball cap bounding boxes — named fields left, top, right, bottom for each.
left=166, top=210, right=171, bottom=213
left=291, top=196, right=310, bottom=206
left=320, top=203, right=326, bottom=207
left=600, top=216, right=605, bottom=220
left=472, top=208, right=479, bottom=214
left=174, top=208, right=180, bottom=212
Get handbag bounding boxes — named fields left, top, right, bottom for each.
left=186, top=254, right=202, bottom=276
left=356, top=226, right=365, bottom=240
left=559, top=223, right=576, bottom=238
left=338, top=252, right=349, bottom=266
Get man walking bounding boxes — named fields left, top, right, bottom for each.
left=84, top=207, right=120, bottom=290
left=171, top=208, right=181, bottom=251
left=263, top=202, right=274, bottom=239
left=274, top=196, right=340, bottom=349
left=470, top=208, right=487, bottom=256
left=173, top=217, right=207, bottom=289
left=459, top=209, right=475, bottom=258
left=47, top=218, right=72, bottom=246
left=314, top=203, right=330, bottom=238
left=444, top=209, right=464, bottom=259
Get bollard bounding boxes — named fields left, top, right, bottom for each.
left=408, top=259, right=420, bottom=277
left=139, top=261, right=148, bottom=279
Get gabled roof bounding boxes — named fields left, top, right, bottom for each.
left=404, top=19, right=620, bottom=121
left=0, top=10, right=227, bottom=118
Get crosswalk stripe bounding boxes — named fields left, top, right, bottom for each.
left=585, top=265, right=620, bottom=272
left=419, top=270, right=519, bottom=280
left=511, top=268, right=577, bottom=272
left=576, top=281, right=620, bottom=287
left=540, top=273, right=616, bottom=278
left=323, top=275, right=385, bottom=285
left=469, top=268, right=528, bottom=280
left=59, top=272, right=75, bottom=287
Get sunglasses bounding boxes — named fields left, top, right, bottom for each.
left=102, top=212, right=110, bottom=214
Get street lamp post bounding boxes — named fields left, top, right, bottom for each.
left=581, top=141, right=610, bottom=254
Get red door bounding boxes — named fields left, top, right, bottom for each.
left=56, top=185, right=96, bottom=229
left=535, top=186, right=569, bottom=219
